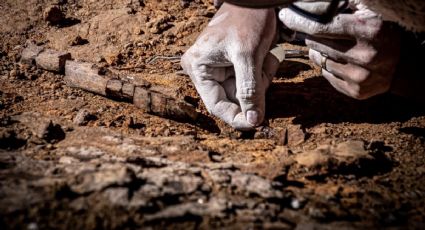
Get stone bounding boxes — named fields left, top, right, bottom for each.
left=66, top=146, right=105, bottom=160
left=144, top=198, right=227, bottom=222
left=35, top=120, right=65, bottom=143
left=181, top=0, right=191, bottom=8
left=70, top=35, right=89, bottom=46
left=209, top=170, right=231, bottom=184
left=0, top=129, right=26, bottom=150
left=287, top=124, right=306, bottom=146
left=43, top=5, right=65, bottom=25
left=59, top=156, right=79, bottom=164
left=73, top=109, right=95, bottom=126
left=290, top=140, right=379, bottom=179
left=230, top=171, right=283, bottom=199
left=70, top=165, right=135, bottom=194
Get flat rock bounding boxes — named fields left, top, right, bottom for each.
left=12, top=113, right=65, bottom=143
left=289, top=140, right=378, bottom=178
left=70, top=165, right=135, bottom=194
left=230, top=171, right=283, bottom=199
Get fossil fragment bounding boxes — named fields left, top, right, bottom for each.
left=21, top=45, right=198, bottom=122
left=36, top=49, right=71, bottom=73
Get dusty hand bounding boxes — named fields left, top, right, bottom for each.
left=279, top=2, right=401, bottom=99
left=181, top=3, right=278, bottom=130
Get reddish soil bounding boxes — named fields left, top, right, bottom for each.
left=1, top=0, right=424, bottom=229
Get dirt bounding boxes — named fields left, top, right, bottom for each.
left=1, top=0, right=425, bottom=229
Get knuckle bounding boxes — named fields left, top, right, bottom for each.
left=181, top=48, right=200, bottom=69
left=358, top=47, right=378, bottom=65
left=344, top=83, right=367, bottom=100
left=351, top=68, right=370, bottom=84
left=349, top=89, right=368, bottom=100
left=236, top=81, right=258, bottom=101
left=348, top=79, right=390, bottom=100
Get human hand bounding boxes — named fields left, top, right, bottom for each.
left=279, top=1, right=401, bottom=99
left=181, top=3, right=278, bottom=130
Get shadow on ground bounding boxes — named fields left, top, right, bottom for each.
left=266, top=76, right=425, bottom=128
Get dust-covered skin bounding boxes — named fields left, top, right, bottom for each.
left=357, top=0, right=425, bottom=32
left=1, top=0, right=425, bottom=229
left=182, top=3, right=278, bottom=130
left=279, top=2, right=401, bottom=99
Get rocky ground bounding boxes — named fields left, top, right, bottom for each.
left=1, top=0, right=425, bottom=229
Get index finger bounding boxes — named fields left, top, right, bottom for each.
left=193, top=66, right=254, bottom=130
left=278, top=6, right=381, bottom=40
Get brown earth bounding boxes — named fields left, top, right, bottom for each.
left=1, top=0, right=425, bottom=229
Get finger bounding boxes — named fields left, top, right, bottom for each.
left=222, top=51, right=279, bottom=109
left=198, top=75, right=254, bottom=130
left=306, top=37, right=377, bottom=67
left=322, top=68, right=389, bottom=99
left=222, top=67, right=238, bottom=104
left=230, top=53, right=268, bottom=127
left=321, top=68, right=362, bottom=99
left=197, top=77, right=252, bottom=129
left=309, top=48, right=371, bottom=84
left=264, top=49, right=281, bottom=84
left=278, top=7, right=380, bottom=40
left=182, top=57, right=254, bottom=130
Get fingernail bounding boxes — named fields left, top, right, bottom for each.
left=246, top=110, right=260, bottom=126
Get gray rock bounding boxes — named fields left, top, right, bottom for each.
left=144, top=197, right=228, bottom=222
left=70, top=165, right=135, bottom=194
left=230, top=171, right=283, bottom=199
left=73, top=109, right=94, bottom=126
left=66, top=146, right=105, bottom=160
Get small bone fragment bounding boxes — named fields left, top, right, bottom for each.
left=21, top=43, right=44, bottom=64
left=150, top=91, right=167, bottom=115
left=36, top=49, right=71, bottom=72
left=64, top=60, right=108, bottom=95
left=254, top=125, right=305, bottom=146
left=165, top=97, right=199, bottom=121
left=122, top=82, right=135, bottom=99
left=287, top=125, right=305, bottom=146
left=105, top=79, right=123, bottom=98
left=133, top=87, right=151, bottom=113
left=133, top=87, right=198, bottom=121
